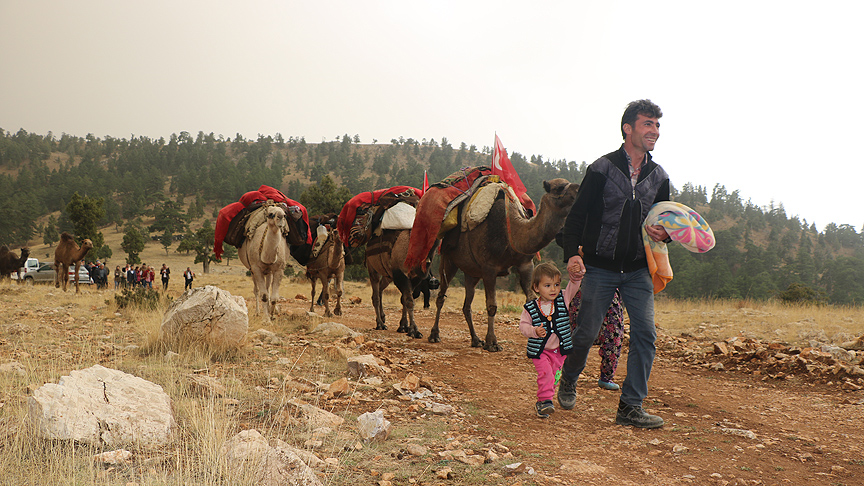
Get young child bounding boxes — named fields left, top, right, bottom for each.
left=519, top=262, right=582, bottom=418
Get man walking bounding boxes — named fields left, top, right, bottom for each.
left=558, top=99, right=670, bottom=429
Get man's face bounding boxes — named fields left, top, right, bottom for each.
left=625, top=114, right=660, bottom=152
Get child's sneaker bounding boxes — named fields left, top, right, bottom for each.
left=598, top=379, right=620, bottom=390
left=535, top=400, right=554, bottom=418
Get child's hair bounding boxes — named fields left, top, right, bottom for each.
left=531, top=262, right=561, bottom=290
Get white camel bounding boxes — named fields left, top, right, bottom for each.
left=239, top=202, right=290, bottom=320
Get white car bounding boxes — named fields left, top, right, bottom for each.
left=23, top=262, right=92, bottom=285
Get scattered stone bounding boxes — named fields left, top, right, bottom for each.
left=311, top=322, right=359, bottom=338
left=423, top=401, right=454, bottom=414
left=720, top=427, right=757, bottom=440
left=400, top=373, right=420, bottom=392
left=282, top=399, right=345, bottom=428
left=29, top=365, right=176, bottom=448
left=93, top=449, right=132, bottom=465
left=504, top=462, right=535, bottom=475
left=347, top=355, right=388, bottom=378
left=221, top=429, right=323, bottom=486
left=436, top=467, right=453, bottom=479
left=406, top=443, right=428, bottom=456
left=294, top=294, right=308, bottom=300
left=349, top=296, right=362, bottom=304
left=249, top=328, right=281, bottom=345
left=160, top=285, right=248, bottom=352
left=713, top=342, right=729, bottom=355
left=0, top=361, right=26, bottom=377
left=357, top=410, right=391, bottom=442
left=184, top=373, right=226, bottom=397
left=672, top=445, right=689, bottom=454
left=327, top=377, right=350, bottom=397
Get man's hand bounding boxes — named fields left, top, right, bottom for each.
left=567, top=255, right=585, bottom=281
left=645, top=224, right=669, bottom=242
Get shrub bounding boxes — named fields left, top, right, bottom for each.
left=114, top=287, right=166, bottom=310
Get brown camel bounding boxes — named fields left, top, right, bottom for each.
left=54, top=232, right=93, bottom=293
left=304, top=214, right=345, bottom=317
left=429, top=178, right=579, bottom=351
left=348, top=190, right=436, bottom=338
left=0, top=246, right=30, bottom=282
left=238, top=202, right=291, bottom=320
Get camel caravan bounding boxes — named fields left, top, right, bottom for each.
left=215, top=163, right=578, bottom=352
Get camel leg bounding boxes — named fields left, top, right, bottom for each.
left=309, top=275, right=317, bottom=314
left=430, top=257, right=457, bottom=344
left=251, top=270, right=263, bottom=316
left=516, top=261, right=536, bottom=301
left=481, top=273, right=502, bottom=352
left=394, top=272, right=421, bottom=339
left=461, top=274, right=485, bottom=348
left=333, top=271, right=343, bottom=317
left=261, top=272, right=273, bottom=320
left=54, top=262, right=63, bottom=290
left=74, top=262, right=81, bottom=293
left=269, top=271, right=282, bottom=317
left=370, top=274, right=387, bottom=330
left=321, top=276, right=332, bottom=318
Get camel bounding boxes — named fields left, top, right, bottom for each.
left=304, top=215, right=345, bottom=318
left=238, top=202, right=292, bottom=320
left=429, top=178, right=579, bottom=351
left=350, top=197, right=437, bottom=338
left=54, top=232, right=93, bottom=293
left=0, top=246, right=30, bottom=282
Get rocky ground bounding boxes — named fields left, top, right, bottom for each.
left=2, top=281, right=864, bottom=485
left=259, top=294, right=864, bottom=486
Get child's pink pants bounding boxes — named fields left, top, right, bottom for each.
left=533, top=348, right=566, bottom=401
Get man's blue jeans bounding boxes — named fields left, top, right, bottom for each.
left=561, top=265, right=656, bottom=407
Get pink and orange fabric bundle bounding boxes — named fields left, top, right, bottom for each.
left=642, top=201, right=715, bottom=294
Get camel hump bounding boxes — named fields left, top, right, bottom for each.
left=461, top=182, right=527, bottom=232
left=60, top=232, right=75, bottom=242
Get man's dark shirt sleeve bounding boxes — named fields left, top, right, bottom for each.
left=561, top=168, right=605, bottom=262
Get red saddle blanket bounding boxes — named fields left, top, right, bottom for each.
left=337, top=186, right=423, bottom=246
left=403, top=166, right=536, bottom=270
left=213, top=185, right=311, bottom=259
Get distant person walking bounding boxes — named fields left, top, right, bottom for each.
left=160, top=264, right=170, bottom=291
left=184, top=267, right=195, bottom=290
left=114, top=265, right=123, bottom=290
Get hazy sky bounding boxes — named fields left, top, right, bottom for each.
left=2, top=2, right=861, bottom=232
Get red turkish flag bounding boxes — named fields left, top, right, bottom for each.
left=493, top=134, right=533, bottom=212
left=423, top=170, right=429, bottom=193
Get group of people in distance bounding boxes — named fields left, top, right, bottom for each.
left=108, top=263, right=193, bottom=292
left=520, top=99, right=669, bottom=429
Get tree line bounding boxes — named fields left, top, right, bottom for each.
left=2, top=128, right=863, bottom=304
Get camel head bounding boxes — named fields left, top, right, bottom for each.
left=264, top=205, right=287, bottom=229
left=81, top=239, right=94, bottom=251
left=20, top=247, right=30, bottom=261
left=540, top=178, right=580, bottom=213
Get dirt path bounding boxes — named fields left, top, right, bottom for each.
left=306, top=297, right=864, bottom=485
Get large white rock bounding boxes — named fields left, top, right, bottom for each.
left=160, top=285, right=248, bottom=351
left=28, top=365, right=175, bottom=448
left=221, top=429, right=323, bottom=486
